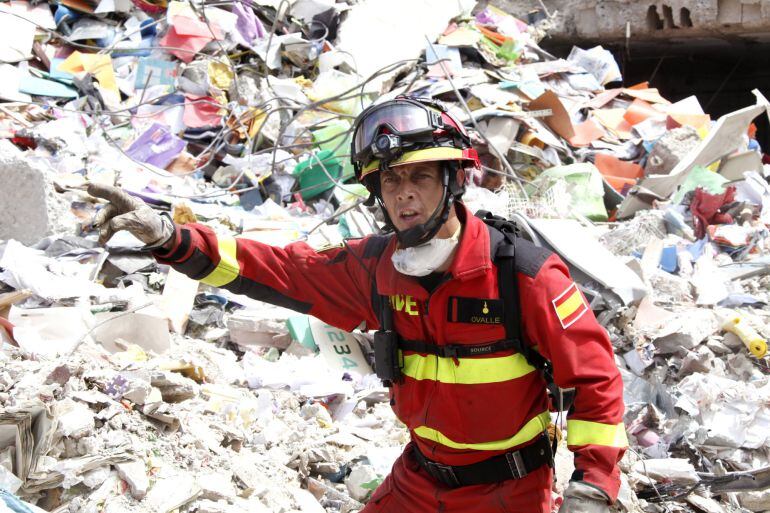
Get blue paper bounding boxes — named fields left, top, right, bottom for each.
left=49, top=58, right=75, bottom=82
left=659, top=246, right=678, bottom=273
left=135, top=58, right=177, bottom=89
left=18, top=75, right=78, bottom=98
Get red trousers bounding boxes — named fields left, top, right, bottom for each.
left=362, top=443, right=553, bottom=513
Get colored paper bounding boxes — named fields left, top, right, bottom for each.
left=183, top=96, right=222, bottom=128
left=171, top=14, right=222, bottom=38
left=667, top=113, right=711, bottom=130
left=623, top=98, right=660, bottom=126
left=159, top=16, right=222, bottom=63
left=567, top=119, right=605, bottom=147
left=57, top=51, right=119, bottom=96
left=622, top=87, right=670, bottom=105
left=594, top=153, right=644, bottom=192
left=584, top=88, right=621, bottom=110
left=18, top=74, right=78, bottom=98
left=135, top=58, right=177, bottom=88
left=125, top=122, right=186, bottom=169
left=593, top=108, right=633, bottom=139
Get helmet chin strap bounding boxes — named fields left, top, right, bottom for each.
left=376, top=167, right=454, bottom=249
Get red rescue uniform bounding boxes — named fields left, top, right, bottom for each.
left=152, top=204, right=627, bottom=512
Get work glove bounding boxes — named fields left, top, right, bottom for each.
left=87, top=183, right=174, bottom=247
left=560, top=481, right=611, bottom=513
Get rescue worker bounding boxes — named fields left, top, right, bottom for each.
left=87, top=96, right=627, bottom=513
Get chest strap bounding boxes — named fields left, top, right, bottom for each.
left=398, top=338, right=520, bottom=359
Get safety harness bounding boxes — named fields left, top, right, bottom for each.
left=371, top=210, right=568, bottom=487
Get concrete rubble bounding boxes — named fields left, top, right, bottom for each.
left=1, top=0, right=770, bottom=512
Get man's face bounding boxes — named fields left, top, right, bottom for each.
left=379, top=161, right=444, bottom=232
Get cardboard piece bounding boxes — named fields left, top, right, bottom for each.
left=483, top=117, right=521, bottom=156
left=156, top=268, right=199, bottom=333
left=309, top=317, right=372, bottom=375
left=528, top=90, right=575, bottom=139
left=0, top=1, right=54, bottom=63
left=527, top=218, right=647, bottom=306
left=92, top=311, right=171, bottom=354
left=8, top=306, right=95, bottom=359
left=717, top=151, right=763, bottom=181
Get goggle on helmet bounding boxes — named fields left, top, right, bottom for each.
left=350, top=96, right=480, bottom=184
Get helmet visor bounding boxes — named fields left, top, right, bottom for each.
left=352, top=102, right=435, bottom=162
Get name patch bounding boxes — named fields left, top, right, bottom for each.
left=447, top=296, right=503, bottom=325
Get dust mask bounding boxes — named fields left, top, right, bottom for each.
left=391, top=224, right=462, bottom=277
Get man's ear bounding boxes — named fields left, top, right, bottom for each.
left=456, top=167, right=466, bottom=185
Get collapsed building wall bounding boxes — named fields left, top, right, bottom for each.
left=491, top=0, right=770, bottom=45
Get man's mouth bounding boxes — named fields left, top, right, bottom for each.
left=397, top=208, right=422, bottom=227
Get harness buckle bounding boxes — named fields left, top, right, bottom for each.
left=426, top=461, right=461, bottom=487
left=443, top=345, right=459, bottom=359
left=505, top=450, right=528, bottom=479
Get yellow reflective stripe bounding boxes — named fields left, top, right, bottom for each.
left=402, top=352, right=535, bottom=384
left=361, top=147, right=466, bottom=176
left=201, top=237, right=240, bottom=287
left=567, top=420, right=628, bottom=448
left=413, top=411, right=550, bottom=451
left=556, top=290, right=583, bottom=320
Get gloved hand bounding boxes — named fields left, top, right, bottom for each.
left=560, top=481, right=610, bottom=513
left=87, top=183, right=174, bottom=247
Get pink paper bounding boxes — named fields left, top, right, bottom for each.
left=183, top=96, right=222, bottom=128
left=171, top=14, right=222, bottom=39
left=159, top=28, right=211, bottom=63
left=160, top=15, right=222, bottom=63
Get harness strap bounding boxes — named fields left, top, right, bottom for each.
left=399, top=338, right=521, bottom=358
left=412, top=432, right=553, bottom=488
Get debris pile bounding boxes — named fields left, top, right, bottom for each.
left=0, top=0, right=769, bottom=511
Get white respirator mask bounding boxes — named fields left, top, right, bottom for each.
left=391, top=224, right=462, bottom=277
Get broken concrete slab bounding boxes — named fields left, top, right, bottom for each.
left=0, top=140, right=77, bottom=245
left=644, top=126, right=700, bottom=176
left=116, top=460, right=148, bottom=500
left=630, top=458, right=699, bottom=484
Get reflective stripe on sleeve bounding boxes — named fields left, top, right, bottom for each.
left=402, top=352, right=535, bottom=384
left=413, top=411, right=550, bottom=451
left=201, top=237, right=240, bottom=287
left=567, top=420, right=628, bottom=448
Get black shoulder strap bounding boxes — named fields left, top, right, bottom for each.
left=477, top=210, right=549, bottom=372
left=494, top=232, right=548, bottom=371
left=370, top=268, right=392, bottom=332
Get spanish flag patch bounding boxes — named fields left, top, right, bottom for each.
left=552, top=282, right=589, bottom=329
